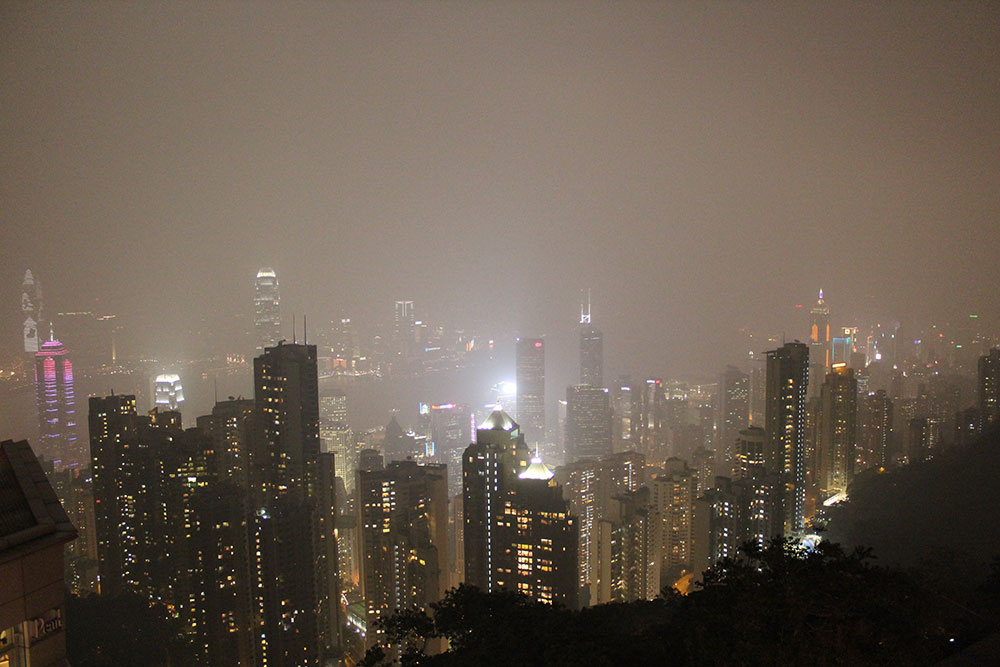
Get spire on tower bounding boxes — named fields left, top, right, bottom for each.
left=580, top=288, right=592, bottom=325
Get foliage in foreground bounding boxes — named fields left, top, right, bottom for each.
left=66, top=591, right=195, bottom=667
left=362, top=539, right=1000, bottom=667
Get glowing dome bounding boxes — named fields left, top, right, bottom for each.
left=518, top=455, right=554, bottom=481
left=479, top=409, right=519, bottom=432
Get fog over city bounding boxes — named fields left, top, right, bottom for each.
left=3, top=2, right=998, bottom=385
left=4, top=4, right=1000, bottom=667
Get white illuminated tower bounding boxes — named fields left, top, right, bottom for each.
left=22, top=269, right=44, bottom=354
left=254, top=268, right=281, bottom=354
left=154, top=374, right=185, bottom=410
left=579, top=290, right=604, bottom=387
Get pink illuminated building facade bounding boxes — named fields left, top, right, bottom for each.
left=34, top=339, right=83, bottom=469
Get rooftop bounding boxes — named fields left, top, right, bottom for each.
left=0, top=440, right=77, bottom=561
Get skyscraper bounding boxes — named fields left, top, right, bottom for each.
left=21, top=269, right=44, bottom=354
left=765, top=341, right=810, bottom=533
left=251, top=342, right=339, bottom=665
left=808, top=290, right=831, bottom=395
left=561, top=451, right=645, bottom=604
left=515, top=337, right=546, bottom=444
left=565, top=385, right=613, bottom=461
left=462, top=409, right=528, bottom=592
left=717, top=366, right=750, bottom=471
left=817, top=364, right=858, bottom=496
left=579, top=291, right=603, bottom=387
left=393, top=300, right=415, bottom=358
left=357, top=460, right=448, bottom=646
left=35, top=338, right=81, bottom=469
left=494, top=454, right=578, bottom=608
left=592, top=487, right=654, bottom=603
left=636, top=379, right=666, bottom=462
left=253, top=267, right=281, bottom=354
left=980, top=348, right=1000, bottom=427
left=859, top=389, right=893, bottom=470
left=153, top=373, right=184, bottom=411
left=650, top=458, right=697, bottom=585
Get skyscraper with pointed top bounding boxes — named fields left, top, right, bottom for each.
left=35, top=335, right=82, bottom=469
left=579, top=290, right=604, bottom=387
left=253, top=268, right=281, bottom=354
left=809, top=290, right=831, bottom=382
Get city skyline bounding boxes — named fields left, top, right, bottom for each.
left=2, top=4, right=1000, bottom=664
left=3, top=3, right=999, bottom=380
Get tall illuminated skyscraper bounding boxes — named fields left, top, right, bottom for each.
left=765, top=341, right=809, bottom=533
left=252, top=342, right=339, bottom=664
left=808, top=290, right=831, bottom=394
left=818, top=364, right=858, bottom=496
left=515, top=337, right=546, bottom=444
left=253, top=267, right=281, bottom=354
left=579, top=291, right=603, bottom=387
left=462, top=409, right=528, bottom=592
left=153, top=373, right=184, bottom=411
left=35, top=337, right=81, bottom=469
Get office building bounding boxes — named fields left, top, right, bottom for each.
left=515, top=338, right=546, bottom=444
left=565, top=385, right=613, bottom=461
left=253, top=268, right=281, bottom=354
left=808, top=291, right=830, bottom=396
left=612, top=378, right=636, bottom=449
left=393, top=300, right=415, bottom=358
left=579, top=294, right=603, bottom=387
left=21, top=269, right=44, bottom=355
left=765, top=341, right=809, bottom=533
left=636, top=379, right=666, bottom=462
left=34, top=338, right=82, bottom=469
left=153, top=373, right=184, bottom=411
left=580, top=325, right=604, bottom=388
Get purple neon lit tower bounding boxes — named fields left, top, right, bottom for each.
left=34, top=338, right=82, bottom=469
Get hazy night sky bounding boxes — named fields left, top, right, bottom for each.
left=2, top=2, right=998, bottom=379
